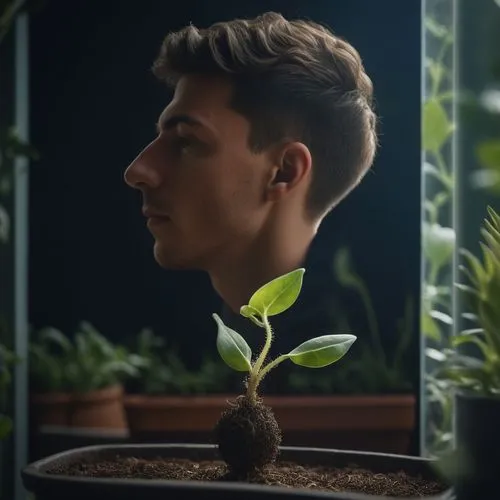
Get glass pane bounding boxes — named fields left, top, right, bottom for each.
left=421, top=0, right=500, bottom=457
left=421, top=0, right=458, bottom=458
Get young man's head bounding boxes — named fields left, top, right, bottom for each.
left=125, top=12, right=377, bottom=275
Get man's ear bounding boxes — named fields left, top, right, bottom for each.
left=266, top=142, right=312, bottom=201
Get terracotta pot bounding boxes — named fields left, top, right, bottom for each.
left=70, top=385, right=127, bottom=430
left=30, top=392, right=72, bottom=427
left=124, top=394, right=233, bottom=435
left=31, top=385, right=127, bottom=430
left=124, top=394, right=415, bottom=454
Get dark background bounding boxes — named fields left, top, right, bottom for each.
left=28, top=0, right=421, bottom=376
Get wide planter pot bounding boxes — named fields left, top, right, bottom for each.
left=31, top=385, right=127, bottom=430
left=124, top=394, right=415, bottom=454
left=21, top=443, right=454, bottom=500
left=453, top=391, right=500, bottom=498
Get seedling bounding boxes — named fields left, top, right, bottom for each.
left=212, top=268, right=356, bottom=477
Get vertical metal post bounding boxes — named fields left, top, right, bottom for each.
left=13, top=11, right=29, bottom=500
left=450, top=0, right=459, bottom=452
left=419, top=0, right=427, bottom=457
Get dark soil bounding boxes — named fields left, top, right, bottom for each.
left=46, top=456, right=448, bottom=497
left=213, top=395, right=281, bottom=475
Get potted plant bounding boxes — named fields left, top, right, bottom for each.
left=22, top=269, right=452, bottom=499
left=433, top=206, right=500, bottom=497
left=0, top=343, right=17, bottom=441
left=29, top=321, right=147, bottom=430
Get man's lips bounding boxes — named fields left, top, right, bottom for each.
left=142, top=207, right=170, bottom=220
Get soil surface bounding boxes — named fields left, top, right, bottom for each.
left=46, top=456, right=448, bottom=497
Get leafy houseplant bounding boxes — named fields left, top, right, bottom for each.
left=435, top=206, right=500, bottom=496
left=330, top=247, right=415, bottom=394
left=22, top=269, right=451, bottom=499
left=125, top=329, right=238, bottom=396
left=29, top=321, right=146, bottom=430
left=452, top=206, right=500, bottom=395
left=123, top=329, right=241, bottom=440
left=0, top=343, right=17, bottom=440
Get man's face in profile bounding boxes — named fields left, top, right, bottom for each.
left=124, top=75, right=273, bottom=271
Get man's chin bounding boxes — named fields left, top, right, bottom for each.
left=153, top=243, right=197, bottom=271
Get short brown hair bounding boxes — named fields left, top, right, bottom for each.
left=152, top=12, right=377, bottom=219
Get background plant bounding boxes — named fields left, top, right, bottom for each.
left=440, top=207, right=500, bottom=396
left=29, top=321, right=147, bottom=393
left=0, top=0, right=41, bottom=243
left=284, top=247, right=415, bottom=395
left=125, top=328, right=240, bottom=395
left=0, top=343, right=17, bottom=440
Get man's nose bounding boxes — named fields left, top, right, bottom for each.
left=124, top=141, right=162, bottom=190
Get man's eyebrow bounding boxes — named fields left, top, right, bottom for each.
left=155, top=114, right=205, bottom=134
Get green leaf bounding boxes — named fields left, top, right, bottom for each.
left=482, top=226, right=500, bottom=260
left=484, top=218, right=500, bottom=244
left=0, top=414, right=12, bottom=440
left=470, top=169, right=500, bottom=193
left=476, top=140, right=500, bottom=170
left=423, top=161, right=441, bottom=179
left=423, top=222, right=455, bottom=270
left=333, top=247, right=358, bottom=289
left=240, top=305, right=260, bottom=318
left=460, top=248, right=486, bottom=285
left=460, top=328, right=484, bottom=336
left=240, top=305, right=264, bottom=327
left=432, top=191, right=450, bottom=209
left=425, top=18, right=449, bottom=39
left=426, top=347, right=446, bottom=362
left=456, top=283, right=481, bottom=298
left=213, top=314, right=252, bottom=372
left=422, top=310, right=441, bottom=342
left=430, top=310, right=453, bottom=325
left=239, top=305, right=262, bottom=325
left=248, top=268, right=305, bottom=317
left=39, top=326, right=72, bottom=353
left=429, top=61, right=445, bottom=90
left=487, top=206, right=500, bottom=231
left=287, top=334, right=356, bottom=368
left=452, top=334, right=489, bottom=357
left=422, top=99, right=454, bottom=153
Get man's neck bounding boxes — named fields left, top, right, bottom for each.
left=208, top=222, right=317, bottom=313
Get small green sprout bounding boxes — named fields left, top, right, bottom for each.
left=213, top=268, right=357, bottom=403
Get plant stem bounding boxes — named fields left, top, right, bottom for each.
left=246, top=314, right=273, bottom=402
left=255, top=355, right=289, bottom=386
left=430, top=36, right=452, bottom=98
left=428, top=262, right=439, bottom=286
left=355, top=282, right=386, bottom=366
left=434, top=150, right=448, bottom=179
